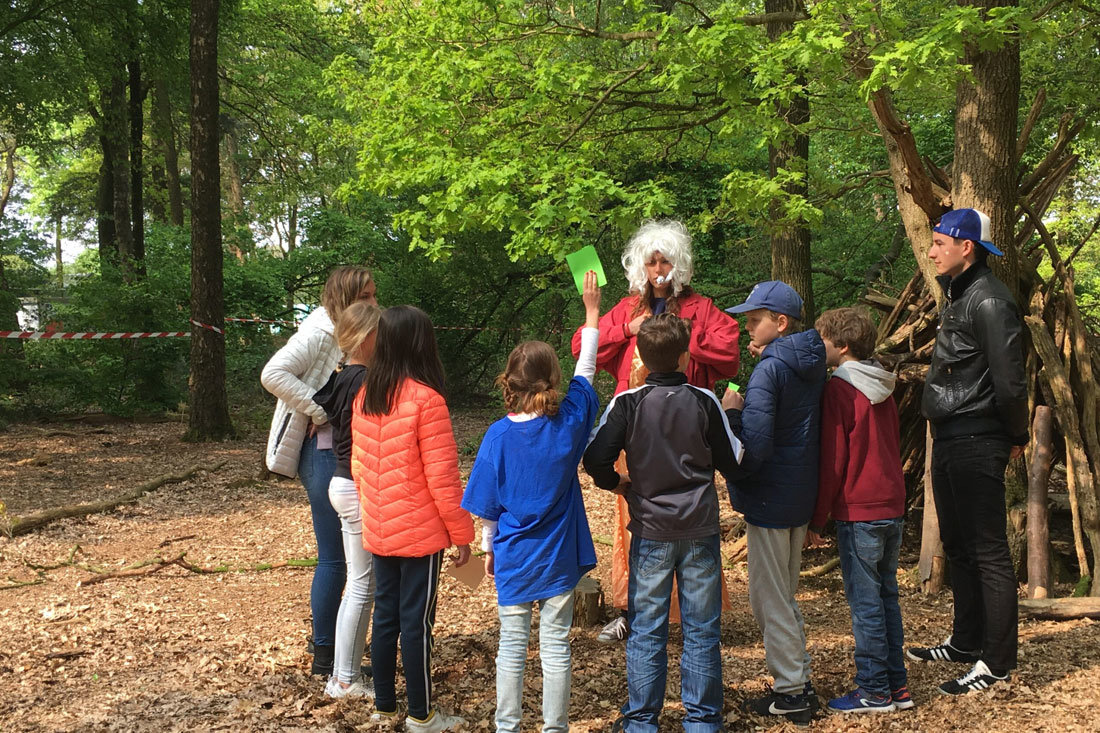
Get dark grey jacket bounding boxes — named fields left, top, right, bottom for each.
left=582, top=372, right=743, bottom=541
left=921, top=264, right=1029, bottom=445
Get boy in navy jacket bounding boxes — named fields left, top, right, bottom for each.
left=723, top=281, right=826, bottom=726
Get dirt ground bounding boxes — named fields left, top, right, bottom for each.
left=1, top=416, right=1098, bottom=732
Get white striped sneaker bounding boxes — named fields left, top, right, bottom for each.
left=937, top=660, right=1008, bottom=695
left=906, top=636, right=981, bottom=664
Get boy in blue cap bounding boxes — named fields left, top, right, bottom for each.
left=723, top=281, right=826, bottom=726
left=907, top=208, right=1028, bottom=695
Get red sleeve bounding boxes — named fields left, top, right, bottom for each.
left=812, top=379, right=850, bottom=530
left=688, top=298, right=740, bottom=377
left=572, top=296, right=635, bottom=373
left=418, top=390, right=474, bottom=546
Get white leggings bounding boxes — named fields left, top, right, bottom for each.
left=327, top=476, right=375, bottom=682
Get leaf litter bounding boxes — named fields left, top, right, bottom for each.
left=1, top=418, right=1098, bottom=731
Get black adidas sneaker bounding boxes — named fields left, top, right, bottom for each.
left=938, top=660, right=1008, bottom=695
left=906, top=636, right=981, bottom=664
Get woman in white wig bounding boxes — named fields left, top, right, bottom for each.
left=570, top=219, right=740, bottom=641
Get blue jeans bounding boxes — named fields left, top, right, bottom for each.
left=623, top=535, right=723, bottom=733
left=298, top=434, right=345, bottom=647
left=836, top=519, right=907, bottom=695
left=496, top=589, right=574, bottom=733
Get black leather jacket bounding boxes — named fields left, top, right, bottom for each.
left=921, top=263, right=1029, bottom=445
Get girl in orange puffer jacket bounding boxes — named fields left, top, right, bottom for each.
left=351, top=305, right=473, bottom=733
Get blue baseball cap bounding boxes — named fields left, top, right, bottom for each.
left=725, top=280, right=804, bottom=319
left=933, top=208, right=1004, bottom=256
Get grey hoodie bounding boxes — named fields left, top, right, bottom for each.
left=832, top=359, right=896, bottom=405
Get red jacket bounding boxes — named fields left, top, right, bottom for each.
left=351, top=378, right=474, bottom=557
left=571, top=292, right=740, bottom=394
left=812, top=369, right=906, bottom=529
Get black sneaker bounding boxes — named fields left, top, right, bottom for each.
left=906, top=636, right=980, bottom=664
left=744, top=690, right=813, bottom=727
left=803, top=681, right=820, bottom=713
left=937, top=661, right=1008, bottom=695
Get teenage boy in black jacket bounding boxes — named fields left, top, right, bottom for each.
left=907, top=208, right=1028, bottom=695
left=583, top=313, right=743, bottom=733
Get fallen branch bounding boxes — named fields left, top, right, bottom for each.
left=2, top=461, right=227, bottom=537
left=801, top=556, right=840, bottom=577
left=1019, top=597, right=1100, bottom=620
left=77, top=552, right=318, bottom=587
left=1, top=576, right=45, bottom=591
left=44, top=649, right=87, bottom=661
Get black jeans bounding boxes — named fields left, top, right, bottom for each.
left=371, top=551, right=443, bottom=719
left=931, top=435, right=1017, bottom=672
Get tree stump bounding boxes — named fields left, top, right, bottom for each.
left=573, top=577, right=603, bottom=627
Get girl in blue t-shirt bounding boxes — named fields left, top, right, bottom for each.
left=462, top=271, right=601, bottom=733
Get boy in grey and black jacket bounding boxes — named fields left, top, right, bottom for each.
left=583, top=313, right=743, bottom=733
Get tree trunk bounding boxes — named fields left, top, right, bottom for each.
left=222, top=120, right=247, bottom=261
left=96, top=132, right=118, bottom=266
left=866, top=90, right=947, bottom=307
left=0, top=135, right=14, bottom=219
left=0, top=139, right=25, bottom=362
left=919, top=424, right=947, bottom=593
left=1028, top=405, right=1053, bottom=598
left=186, top=0, right=234, bottom=441
left=152, top=76, right=185, bottom=226
left=55, top=217, right=64, bottom=287
left=287, top=202, right=298, bottom=251
left=103, top=72, right=134, bottom=275
left=951, top=0, right=1021, bottom=296
left=223, top=122, right=245, bottom=217
left=128, top=56, right=146, bottom=276
left=765, top=0, right=813, bottom=321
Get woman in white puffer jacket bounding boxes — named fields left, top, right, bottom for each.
left=261, top=266, right=377, bottom=676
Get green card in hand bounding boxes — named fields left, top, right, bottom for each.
left=565, top=245, right=608, bottom=295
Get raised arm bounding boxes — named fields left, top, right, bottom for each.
left=574, top=270, right=602, bottom=383
left=572, top=296, right=635, bottom=371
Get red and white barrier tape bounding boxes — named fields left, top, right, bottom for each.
left=4, top=320, right=534, bottom=340
left=189, top=319, right=224, bottom=334
left=2, top=330, right=189, bottom=340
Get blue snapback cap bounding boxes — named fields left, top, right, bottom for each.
left=933, top=208, right=1004, bottom=256
left=725, top=280, right=804, bottom=319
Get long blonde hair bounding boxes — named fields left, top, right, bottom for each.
left=336, top=302, right=381, bottom=356
left=322, top=266, right=374, bottom=325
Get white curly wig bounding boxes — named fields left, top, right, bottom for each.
left=621, top=219, right=695, bottom=296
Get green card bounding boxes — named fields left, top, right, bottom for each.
left=565, top=245, right=608, bottom=295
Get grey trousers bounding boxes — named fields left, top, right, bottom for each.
left=747, top=523, right=812, bottom=695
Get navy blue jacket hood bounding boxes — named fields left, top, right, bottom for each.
left=728, top=328, right=826, bottom=528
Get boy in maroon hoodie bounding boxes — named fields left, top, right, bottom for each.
left=808, top=308, right=909, bottom=714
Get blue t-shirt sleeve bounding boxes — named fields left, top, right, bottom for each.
left=559, top=376, right=600, bottom=431
left=461, top=431, right=505, bottom=521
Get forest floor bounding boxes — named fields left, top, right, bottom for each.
left=1, top=415, right=1098, bottom=732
